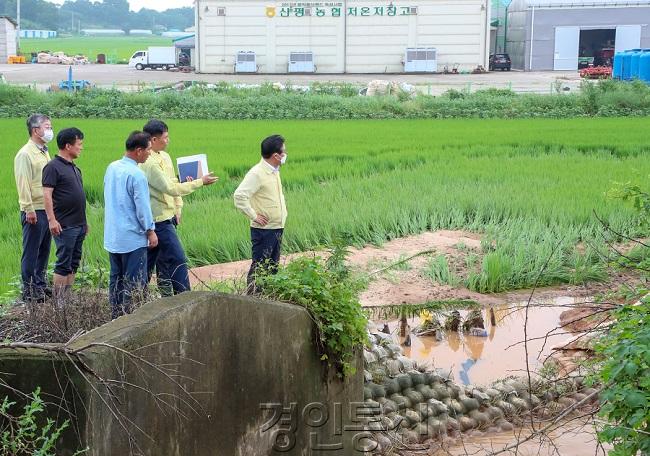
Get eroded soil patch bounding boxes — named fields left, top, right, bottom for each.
left=190, top=230, right=643, bottom=308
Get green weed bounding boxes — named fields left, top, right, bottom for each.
left=2, top=80, right=650, bottom=119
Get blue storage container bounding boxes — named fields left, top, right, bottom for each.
left=613, top=52, right=624, bottom=79
left=621, top=50, right=629, bottom=79
left=640, top=50, right=650, bottom=82
left=630, top=49, right=645, bottom=79
left=623, top=49, right=641, bottom=80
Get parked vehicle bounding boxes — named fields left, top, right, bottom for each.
left=489, top=53, right=511, bottom=71
left=129, top=47, right=176, bottom=70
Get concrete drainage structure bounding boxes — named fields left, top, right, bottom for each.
left=0, top=291, right=600, bottom=455
left=0, top=292, right=364, bottom=456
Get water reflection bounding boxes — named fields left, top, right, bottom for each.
left=374, top=297, right=588, bottom=386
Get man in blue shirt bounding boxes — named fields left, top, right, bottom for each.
left=104, top=131, right=158, bottom=319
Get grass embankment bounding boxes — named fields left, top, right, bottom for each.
left=2, top=80, right=650, bottom=119
left=1, top=117, right=649, bottom=296
left=20, top=36, right=175, bottom=63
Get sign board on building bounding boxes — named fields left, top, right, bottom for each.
left=266, top=3, right=417, bottom=17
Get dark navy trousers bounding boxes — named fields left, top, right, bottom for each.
left=20, top=210, right=51, bottom=300
left=109, top=247, right=148, bottom=319
left=247, top=228, right=284, bottom=289
left=147, top=219, right=190, bottom=297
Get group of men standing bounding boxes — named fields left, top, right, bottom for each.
left=14, top=114, right=288, bottom=318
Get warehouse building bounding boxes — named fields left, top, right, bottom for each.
left=194, top=0, right=491, bottom=73
left=19, top=30, right=57, bottom=39
left=507, top=0, right=650, bottom=70
left=0, top=16, right=17, bottom=64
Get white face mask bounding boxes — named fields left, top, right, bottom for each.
left=280, top=154, right=287, bottom=165
left=41, top=128, right=54, bottom=143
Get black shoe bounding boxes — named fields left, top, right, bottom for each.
left=43, top=287, right=53, bottom=298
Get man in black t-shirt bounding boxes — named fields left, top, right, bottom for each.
left=42, top=128, right=88, bottom=303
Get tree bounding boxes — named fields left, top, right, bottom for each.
left=0, top=0, right=194, bottom=33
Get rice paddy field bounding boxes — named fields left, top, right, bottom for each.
left=1, top=117, right=649, bottom=295
left=20, top=36, right=175, bottom=63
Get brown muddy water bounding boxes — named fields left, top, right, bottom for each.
left=373, top=296, right=585, bottom=386
left=372, top=296, right=608, bottom=455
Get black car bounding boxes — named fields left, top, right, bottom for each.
left=489, top=53, right=511, bottom=71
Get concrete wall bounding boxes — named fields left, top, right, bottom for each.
left=507, top=3, right=650, bottom=70
left=0, top=18, right=17, bottom=62
left=0, top=20, right=6, bottom=62
left=196, top=0, right=491, bottom=73
left=0, top=292, right=364, bottom=455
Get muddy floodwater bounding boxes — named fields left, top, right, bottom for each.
left=371, top=296, right=608, bottom=455
left=374, top=296, right=585, bottom=386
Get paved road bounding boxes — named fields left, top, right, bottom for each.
left=0, top=63, right=583, bottom=94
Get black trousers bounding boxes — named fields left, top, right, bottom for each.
left=247, top=228, right=283, bottom=290
left=21, top=210, right=51, bottom=300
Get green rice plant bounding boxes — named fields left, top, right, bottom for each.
left=20, top=36, right=174, bottom=62
left=424, top=255, right=461, bottom=287
left=568, top=250, right=608, bottom=285
left=467, top=251, right=514, bottom=293
left=0, top=117, right=649, bottom=295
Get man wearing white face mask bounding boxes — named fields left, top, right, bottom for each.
left=234, top=135, right=288, bottom=293
left=14, top=114, right=53, bottom=303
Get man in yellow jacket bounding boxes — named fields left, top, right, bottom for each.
left=140, top=119, right=218, bottom=296
left=14, top=114, right=53, bottom=302
left=234, top=135, right=288, bottom=292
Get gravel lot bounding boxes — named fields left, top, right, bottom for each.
left=0, top=63, right=583, bottom=94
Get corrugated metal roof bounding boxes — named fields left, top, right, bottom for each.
left=174, top=35, right=195, bottom=47
left=0, top=15, right=18, bottom=27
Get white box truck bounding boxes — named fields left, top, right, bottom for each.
left=129, top=47, right=176, bottom=70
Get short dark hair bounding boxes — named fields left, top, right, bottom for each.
left=125, top=131, right=151, bottom=151
left=261, top=135, right=285, bottom=159
left=57, top=127, right=84, bottom=150
left=26, top=113, right=50, bottom=136
left=142, top=119, right=168, bottom=137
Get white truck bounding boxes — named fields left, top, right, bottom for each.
left=128, top=47, right=176, bottom=70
